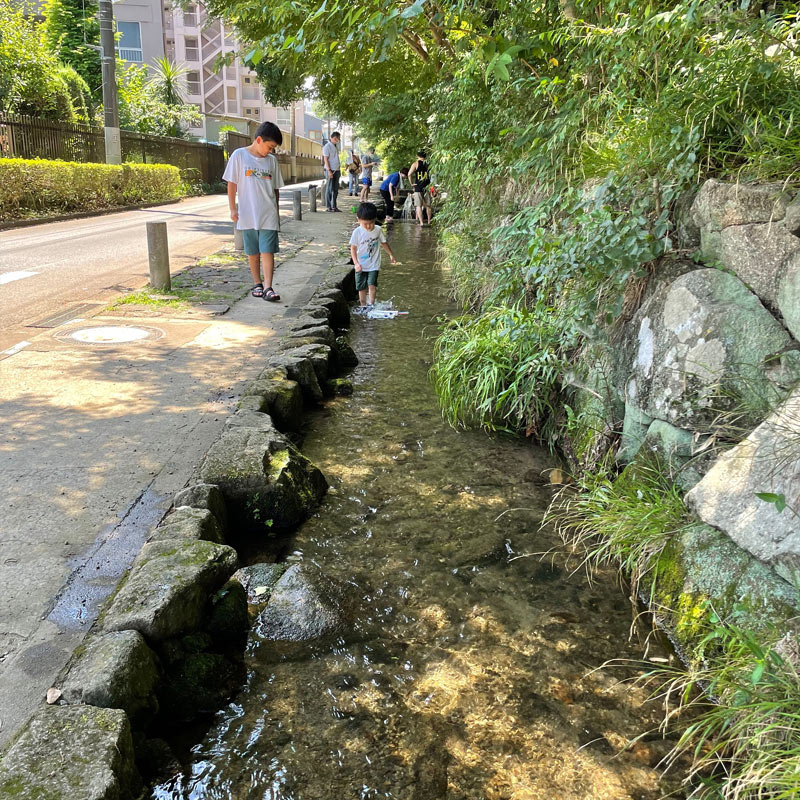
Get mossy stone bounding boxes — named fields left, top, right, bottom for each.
left=206, top=580, right=248, bottom=647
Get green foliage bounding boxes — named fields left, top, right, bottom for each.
left=547, top=459, right=690, bottom=601
left=0, top=0, right=76, bottom=120
left=42, top=0, right=101, bottom=98
left=0, top=158, right=182, bottom=220
left=431, top=305, right=563, bottom=436
left=646, top=620, right=800, bottom=799
left=117, top=62, right=201, bottom=138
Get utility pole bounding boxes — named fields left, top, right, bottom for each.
left=98, top=0, right=121, bottom=164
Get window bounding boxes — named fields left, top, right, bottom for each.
left=183, top=4, right=197, bottom=26
left=184, top=37, right=199, bottom=61
left=117, top=21, right=143, bottom=62
left=308, top=129, right=321, bottom=141
left=244, top=107, right=260, bottom=118
left=187, top=71, right=200, bottom=95
left=243, top=76, right=251, bottom=84
left=276, top=107, right=291, bottom=129
left=242, top=85, right=259, bottom=100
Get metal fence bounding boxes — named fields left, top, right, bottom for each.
left=0, top=114, right=226, bottom=184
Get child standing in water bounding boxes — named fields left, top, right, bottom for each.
left=223, top=121, right=285, bottom=301
left=349, top=202, right=397, bottom=313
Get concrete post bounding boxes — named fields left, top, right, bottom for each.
left=293, top=190, right=302, bottom=221
left=308, top=185, right=317, bottom=212
left=234, top=226, right=243, bottom=251
left=146, top=221, right=170, bottom=290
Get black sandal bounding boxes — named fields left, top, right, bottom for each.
left=251, top=283, right=264, bottom=298
left=263, top=287, right=281, bottom=302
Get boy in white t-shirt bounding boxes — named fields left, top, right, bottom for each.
left=349, top=202, right=397, bottom=313
left=223, top=121, right=285, bottom=301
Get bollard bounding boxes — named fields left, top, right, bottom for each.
left=308, top=185, right=317, bottom=212
left=293, top=190, right=302, bottom=221
left=234, top=225, right=243, bottom=251
left=146, top=221, right=170, bottom=290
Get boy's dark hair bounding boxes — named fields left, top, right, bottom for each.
left=417, top=150, right=427, bottom=158
left=356, top=202, right=377, bottom=221
left=331, top=131, right=341, bottom=139
left=399, top=167, right=410, bottom=175
left=254, top=121, right=283, bottom=145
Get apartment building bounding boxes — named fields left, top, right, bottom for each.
left=115, top=0, right=311, bottom=145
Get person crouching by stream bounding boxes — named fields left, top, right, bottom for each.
left=379, top=167, right=409, bottom=224
left=350, top=202, right=398, bottom=314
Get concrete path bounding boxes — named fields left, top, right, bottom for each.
left=0, top=189, right=352, bottom=749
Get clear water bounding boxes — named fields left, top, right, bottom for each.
left=153, top=222, right=683, bottom=800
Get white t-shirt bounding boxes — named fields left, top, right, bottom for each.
left=349, top=225, right=386, bottom=272
left=222, top=147, right=284, bottom=230
left=322, top=141, right=340, bottom=171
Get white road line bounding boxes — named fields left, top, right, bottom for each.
left=2, top=341, right=31, bottom=356
left=0, top=271, right=39, bottom=285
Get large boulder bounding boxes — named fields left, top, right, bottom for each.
left=0, top=705, right=140, bottom=800
left=247, top=372, right=303, bottom=431
left=253, top=565, right=354, bottom=643
left=711, top=224, right=800, bottom=311
left=148, top=506, right=224, bottom=544
left=102, top=540, right=238, bottom=642
left=312, top=287, right=350, bottom=327
left=686, top=388, right=800, bottom=584
left=197, top=427, right=327, bottom=533
left=690, top=179, right=791, bottom=230
left=58, top=630, right=160, bottom=724
left=777, top=250, right=800, bottom=340
left=625, top=268, right=796, bottom=434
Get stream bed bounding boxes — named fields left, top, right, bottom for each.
left=153, top=222, right=684, bottom=800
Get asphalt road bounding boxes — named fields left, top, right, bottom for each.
left=0, top=194, right=234, bottom=352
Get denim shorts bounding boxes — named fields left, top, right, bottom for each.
left=355, top=269, right=379, bottom=290
left=241, top=229, right=279, bottom=255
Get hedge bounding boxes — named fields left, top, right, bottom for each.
left=0, top=159, right=183, bottom=221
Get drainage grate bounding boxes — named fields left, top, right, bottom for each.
left=27, top=303, right=103, bottom=329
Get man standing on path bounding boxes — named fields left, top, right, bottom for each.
left=323, top=132, right=342, bottom=212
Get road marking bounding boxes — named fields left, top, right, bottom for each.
left=0, top=271, right=39, bottom=285
left=2, top=341, right=31, bottom=356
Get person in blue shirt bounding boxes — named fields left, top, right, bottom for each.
left=379, top=167, right=409, bottom=223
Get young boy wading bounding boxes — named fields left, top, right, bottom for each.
left=350, top=202, right=398, bottom=313
left=223, top=121, right=285, bottom=301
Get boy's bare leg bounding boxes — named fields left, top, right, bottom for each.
left=261, top=252, right=275, bottom=289
left=368, top=285, right=377, bottom=305
left=425, top=204, right=433, bottom=224
left=248, top=254, right=263, bottom=285
left=358, top=289, right=368, bottom=306
left=416, top=204, right=424, bottom=226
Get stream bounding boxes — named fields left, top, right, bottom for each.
left=153, top=222, right=684, bottom=800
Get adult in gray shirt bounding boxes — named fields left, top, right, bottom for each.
left=322, top=131, right=342, bottom=212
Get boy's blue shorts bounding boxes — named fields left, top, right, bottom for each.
left=241, top=229, right=279, bottom=255
left=361, top=177, right=372, bottom=186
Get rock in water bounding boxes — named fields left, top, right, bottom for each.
left=254, top=565, right=353, bottom=642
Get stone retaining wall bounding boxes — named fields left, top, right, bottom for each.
left=0, top=264, right=358, bottom=799
left=568, top=178, right=800, bottom=655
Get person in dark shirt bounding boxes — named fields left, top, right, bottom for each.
left=408, top=150, right=432, bottom=226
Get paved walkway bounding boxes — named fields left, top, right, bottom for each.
left=0, top=193, right=352, bottom=749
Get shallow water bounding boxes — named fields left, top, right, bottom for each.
left=153, top=222, right=683, bottom=800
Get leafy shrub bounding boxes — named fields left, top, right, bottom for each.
left=0, top=158, right=182, bottom=220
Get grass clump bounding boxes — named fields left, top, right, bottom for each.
left=645, top=621, right=800, bottom=800
left=546, top=459, right=690, bottom=603
left=431, top=305, right=562, bottom=437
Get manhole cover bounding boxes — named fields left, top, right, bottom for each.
left=54, top=325, right=165, bottom=345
